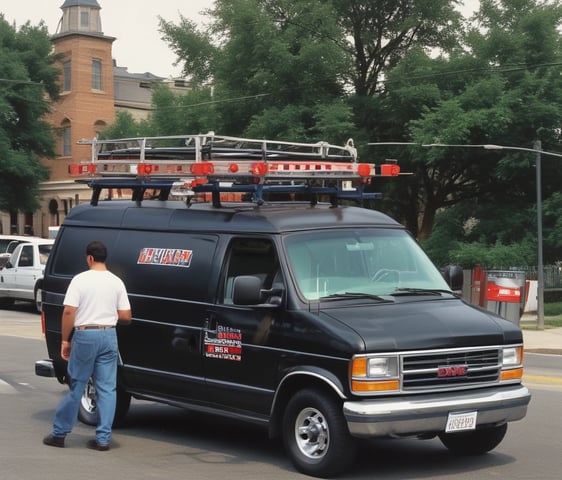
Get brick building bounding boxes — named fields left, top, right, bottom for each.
left=1, top=0, right=188, bottom=237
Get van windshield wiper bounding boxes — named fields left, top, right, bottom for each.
left=390, top=288, right=453, bottom=297
left=321, top=292, right=390, bottom=302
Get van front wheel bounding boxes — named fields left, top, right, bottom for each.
left=282, top=388, right=357, bottom=478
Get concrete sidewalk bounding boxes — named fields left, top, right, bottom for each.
left=522, top=324, right=562, bottom=355
left=520, top=312, right=562, bottom=355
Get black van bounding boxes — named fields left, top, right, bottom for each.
left=36, top=134, right=530, bottom=477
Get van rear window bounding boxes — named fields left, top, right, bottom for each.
left=51, top=227, right=120, bottom=277
left=51, top=227, right=219, bottom=302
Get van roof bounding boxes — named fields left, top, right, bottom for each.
left=63, top=200, right=401, bottom=234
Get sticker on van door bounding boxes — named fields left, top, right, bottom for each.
left=204, top=325, right=242, bottom=361
left=137, top=248, right=193, bottom=267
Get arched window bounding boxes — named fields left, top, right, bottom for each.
left=49, top=199, right=60, bottom=227
left=94, top=120, right=107, bottom=137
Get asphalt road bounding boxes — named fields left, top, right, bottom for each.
left=1, top=302, right=562, bottom=479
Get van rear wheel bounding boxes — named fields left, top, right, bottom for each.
left=34, top=286, right=42, bottom=313
left=282, top=388, right=357, bottom=478
left=78, top=377, right=131, bottom=427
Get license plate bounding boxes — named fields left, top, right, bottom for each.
left=445, top=411, right=478, bottom=432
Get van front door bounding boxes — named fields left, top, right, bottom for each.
left=204, top=237, right=284, bottom=419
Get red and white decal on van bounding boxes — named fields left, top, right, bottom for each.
left=204, top=325, right=242, bottom=361
left=137, top=248, right=193, bottom=268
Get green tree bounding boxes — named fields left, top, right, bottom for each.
left=160, top=1, right=462, bottom=140
left=98, top=110, right=152, bottom=139
left=379, top=0, right=561, bottom=241
left=149, top=85, right=218, bottom=136
left=0, top=17, right=59, bottom=213
left=159, top=0, right=353, bottom=140
left=331, top=0, right=462, bottom=96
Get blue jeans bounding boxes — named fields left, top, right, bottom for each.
left=51, top=328, right=118, bottom=445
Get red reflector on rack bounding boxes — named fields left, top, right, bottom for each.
left=229, top=163, right=239, bottom=173
left=137, top=163, right=153, bottom=175
left=381, top=164, right=400, bottom=176
left=189, top=178, right=208, bottom=187
left=69, top=164, right=96, bottom=175
left=357, top=164, right=371, bottom=177
left=251, top=162, right=268, bottom=176
left=191, top=162, right=215, bottom=175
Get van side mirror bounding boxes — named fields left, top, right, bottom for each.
left=232, top=275, right=262, bottom=305
left=232, top=275, right=283, bottom=306
left=441, top=265, right=463, bottom=292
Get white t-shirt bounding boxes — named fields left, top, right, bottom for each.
left=64, top=269, right=130, bottom=327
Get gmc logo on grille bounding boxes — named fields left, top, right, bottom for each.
left=437, top=365, right=468, bottom=377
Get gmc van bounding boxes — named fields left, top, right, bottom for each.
left=36, top=134, right=530, bottom=477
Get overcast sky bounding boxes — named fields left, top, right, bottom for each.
left=1, top=0, right=214, bottom=78
left=1, top=1, right=479, bottom=79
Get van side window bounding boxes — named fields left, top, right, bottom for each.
left=222, top=238, right=279, bottom=304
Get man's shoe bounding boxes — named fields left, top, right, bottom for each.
left=86, top=439, right=110, bottom=451
left=43, top=434, right=65, bottom=448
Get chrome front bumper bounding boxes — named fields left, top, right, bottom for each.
left=344, top=384, right=531, bottom=437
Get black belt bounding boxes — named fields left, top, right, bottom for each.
left=75, top=325, right=115, bottom=330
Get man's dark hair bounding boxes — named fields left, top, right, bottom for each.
left=86, top=241, right=107, bottom=263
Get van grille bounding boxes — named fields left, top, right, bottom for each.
left=401, top=348, right=500, bottom=391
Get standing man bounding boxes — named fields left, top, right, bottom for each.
left=43, top=240, right=131, bottom=451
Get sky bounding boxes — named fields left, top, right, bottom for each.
left=1, top=1, right=480, bottom=79
left=1, top=0, right=215, bottom=78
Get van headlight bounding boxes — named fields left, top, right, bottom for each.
left=350, top=355, right=400, bottom=393
left=500, top=346, right=524, bottom=382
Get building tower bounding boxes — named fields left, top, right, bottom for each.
left=39, top=0, right=116, bottom=233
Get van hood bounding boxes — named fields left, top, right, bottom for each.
left=318, top=298, right=523, bottom=352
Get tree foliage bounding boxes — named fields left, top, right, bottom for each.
left=106, top=0, right=561, bottom=268
left=0, top=17, right=59, bottom=213
left=331, top=0, right=462, bottom=96
left=378, top=0, right=562, bottom=248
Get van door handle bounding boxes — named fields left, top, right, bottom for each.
left=204, top=313, right=216, bottom=331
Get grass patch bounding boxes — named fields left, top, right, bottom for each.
left=521, top=301, right=562, bottom=329
left=542, top=315, right=562, bottom=328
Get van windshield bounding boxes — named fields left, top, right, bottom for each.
left=284, top=228, right=450, bottom=301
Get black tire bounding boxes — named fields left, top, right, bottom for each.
left=77, top=377, right=131, bottom=428
left=34, top=285, right=42, bottom=313
left=282, top=388, right=357, bottom=478
left=0, top=298, right=15, bottom=309
left=439, top=423, right=508, bottom=455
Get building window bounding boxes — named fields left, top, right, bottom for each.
left=62, top=124, right=71, bottom=156
left=92, top=59, right=102, bottom=90
left=63, top=60, right=71, bottom=91
left=80, top=10, right=89, bottom=28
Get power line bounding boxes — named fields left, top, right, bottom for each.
left=383, top=62, right=562, bottom=84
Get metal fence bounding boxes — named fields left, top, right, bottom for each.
left=511, top=265, right=562, bottom=290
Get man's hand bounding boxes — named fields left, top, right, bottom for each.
left=61, top=341, right=71, bottom=361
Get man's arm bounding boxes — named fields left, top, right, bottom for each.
left=117, top=308, right=132, bottom=325
left=60, top=305, right=77, bottom=361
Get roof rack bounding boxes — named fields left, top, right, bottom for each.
left=71, top=132, right=400, bottom=207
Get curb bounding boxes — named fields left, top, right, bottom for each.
left=525, top=348, right=562, bottom=355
